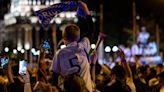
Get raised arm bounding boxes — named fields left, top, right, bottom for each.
left=90, top=32, right=105, bottom=83
left=117, top=49, right=133, bottom=79
left=38, top=48, right=46, bottom=65
left=7, top=60, right=14, bottom=83
left=22, top=71, right=32, bottom=92
left=77, top=1, right=94, bottom=41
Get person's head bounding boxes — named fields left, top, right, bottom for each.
left=134, top=55, right=140, bottom=61
left=62, top=24, right=80, bottom=45
left=140, top=65, right=151, bottom=76
left=156, top=64, right=163, bottom=75
left=64, top=74, right=87, bottom=92
left=111, top=65, right=126, bottom=80
left=158, top=72, right=164, bottom=83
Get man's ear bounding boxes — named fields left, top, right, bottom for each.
left=63, top=38, right=69, bottom=45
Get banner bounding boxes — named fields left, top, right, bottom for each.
left=35, top=1, right=86, bottom=28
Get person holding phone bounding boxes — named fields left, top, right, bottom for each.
left=41, top=41, right=51, bottom=54
left=0, top=55, right=9, bottom=69
left=19, top=60, right=28, bottom=75
left=7, top=59, right=24, bottom=92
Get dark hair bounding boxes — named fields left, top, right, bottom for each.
left=157, top=64, right=163, bottom=68
left=140, top=65, right=150, bottom=74
left=112, top=65, right=126, bottom=80
left=0, top=68, right=6, bottom=76
left=158, top=72, right=164, bottom=79
left=62, top=24, right=80, bottom=42
left=12, top=64, right=19, bottom=76
left=64, top=74, right=87, bottom=92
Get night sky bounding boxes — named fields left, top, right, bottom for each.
left=85, top=0, right=164, bottom=46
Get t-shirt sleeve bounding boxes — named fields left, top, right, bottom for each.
left=78, top=37, right=90, bottom=53
left=77, top=15, right=94, bottom=41
left=51, top=52, right=61, bottom=73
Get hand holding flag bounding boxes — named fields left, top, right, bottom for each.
left=35, top=1, right=87, bottom=28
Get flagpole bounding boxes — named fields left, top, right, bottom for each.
left=98, top=4, right=104, bottom=65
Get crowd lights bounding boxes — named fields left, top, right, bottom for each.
left=31, top=48, right=35, bottom=53
left=13, top=49, right=17, bottom=54
left=33, top=50, right=40, bottom=56
left=31, top=48, right=40, bottom=56
left=3, top=47, right=42, bottom=55
left=59, top=13, right=65, bottom=18
left=66, top=12, right=73, bottom=18
left=112, top=46, right=118, bottom=52
left=74, top=18, right=78, bottom=23
left=91, top=44, right=96, bottom=49
left=4, top=47, right=9, bottom=52
left=105, top=46, right=111, bottom=53
left=55, top=18, right=62, bottom=24
left=25, top=43, right=30, bottom=50
left=17, top=46, right=22, bottom=51
left=136, top=15, right=140, bottom=20
left=21, top=49, right=25, bottom=54
left=105, top=46, right=119, bottom=53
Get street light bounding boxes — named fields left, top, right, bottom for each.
left=21, top=49, right=25, bottom=54
left=13, top=49, right=17, bottom=54
left=17, top=46, right=22, bottom=51
left=91, top=44, right=96, bottom=49
left=105, top=46, right=111, bottom=53
left=136, top=15, right=140, bottom=20
left=31, top=48, right=35, bottom=53
left=112, top=46, right=118, bottom=52
left=4, top=47, right=9, bottom=52
left=55, top=17, right=62, bottom=24
left=25, top=43, right=30, bottom=50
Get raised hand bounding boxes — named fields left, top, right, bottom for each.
left=117, top=48, right=126, bottom=60
left=98, top=32, right=106, bottom=40
left=22, top=70, right=30, bottom=83
left=78, top=1, right=90, bottom=15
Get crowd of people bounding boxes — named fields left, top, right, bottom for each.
left=0, top=1, right=164, bottom=92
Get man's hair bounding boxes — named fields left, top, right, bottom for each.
left=112, top=65, right=126, bottom=80
left=64, top=74, right=87, bottom=92
left=62, top=24, right=80, bottom=42
left=157, top=64, right=163, bottom=68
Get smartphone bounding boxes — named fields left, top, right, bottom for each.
left=19, top=60, right=28, bottom=75
left=1, top=57, right=9, bottom=69
left=41, top=41, right=50, bottom=50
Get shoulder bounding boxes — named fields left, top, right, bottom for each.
left=57, top=47, right=72, bottom=57
left=55, top=49, right=67, bottom=58
left=78, top=37, right=90, bottom=52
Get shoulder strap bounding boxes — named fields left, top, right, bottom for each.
left=77, top=40, right=90, bottom=62
left=84, top=48, right=90, bottom=62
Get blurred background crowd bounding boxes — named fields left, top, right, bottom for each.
left=0, top=0, right=164, bottom=92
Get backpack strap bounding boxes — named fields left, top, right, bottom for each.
left=84, top=48, right=90, bottom=62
